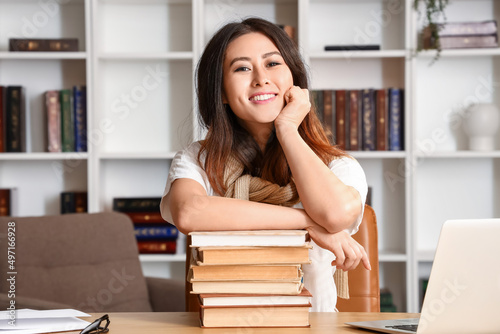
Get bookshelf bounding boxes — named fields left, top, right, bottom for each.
left=1, top=0, right=499, bottom=313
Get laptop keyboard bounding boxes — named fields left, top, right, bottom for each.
left=385, top=324, right=418, bottom=332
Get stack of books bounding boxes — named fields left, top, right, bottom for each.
left=188, top=230, right=313, bottom=328
left=113, top=197, right=178, bottom=254
left=423, top=20, right=498, bottom=49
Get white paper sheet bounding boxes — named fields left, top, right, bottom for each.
left=0, top=309, right=92, bottom=334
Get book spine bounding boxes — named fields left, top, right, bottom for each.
left=74, top=192, right=88, bottom=213
left=0, top=189, right=10, bottom=216
left=388, top=88, right=403, bottom=151
left=5, top=87, right=25, bottom=152
left=113, top=197, right=162, bottom=212
left=9, top=39, right=47, bottom=51
left=46, top=90, right=62, bottom=152
left=61, top=192, right=75, bottom=214
left=349, top=90, right=360, bottom=151
left=48, top=39, right=78, bottom=52
left=439, top=34, right=498, bottom=49
left=124, top=211, right=165, bottom=223
left=60, top=89, right=75, bottom=152
left=362, top=89, right=376, bottom=151
left=134, top=225, right=179, bottom=240
left=438, top=20, right=498, bottom=36
left=61, top=192, right=87, bottom=214
left=73, top=86, right=87, bottom=152
left=9, top=38, right=78, bottom=52
left=0, top=86, right=4, bottom=153
left=344, top=90, right=351, bottom=150
left=311, top=90, right=324, bottom=123
left=137, top=240, right=177, bottom=254
left=335, top=90, right=346, bottom=150
left=376, top=89, right=388, bottom=151
left=324, top=45, right=380, bottom=51
left=323, top=90, right=333, bottom=142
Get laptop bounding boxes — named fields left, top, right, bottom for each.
left=346, top=218, right=500, bottom=334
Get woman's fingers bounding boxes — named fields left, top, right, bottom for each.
left=307, top=224, right=371, bottom=271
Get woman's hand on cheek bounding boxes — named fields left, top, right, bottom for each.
left=274, top=86, right=311, bottom=134
left=306, top=223, right=371, bottom=272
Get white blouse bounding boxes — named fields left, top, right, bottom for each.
left=161, top=141, right=368, bottom=312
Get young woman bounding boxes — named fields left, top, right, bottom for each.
left=160, top=17, right=370, bottom=311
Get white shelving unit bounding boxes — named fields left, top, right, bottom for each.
left=1, top=0, right=499, bottom=313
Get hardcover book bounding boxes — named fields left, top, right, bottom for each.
left=189, top=230, right=308, bottom=247
left=349, top=90, right=362, bottom=151
left=323, top=90, right=333, bottom=142
left=324, top=44, right=380, bottom=51
left=137, top=240, right=177, bottom=254
left=45, top=90, right=62, bottom=152
left=0, top=86, right=4, bottom=153
left=73, top=85, right=87, bottom=152
left=193, top=245, right=311, bottom=265
left=134, top=224, right=178, bottom=240
left=434, top=20, right=498, bottom=36
left=388, top=88, right=404, bottom=151
left=5, top=86, right=26, bottom=152
left=438, top=34, right=498, bottom=49
left=198, top=287, right=312, bottom=307
left=124, top=211, right=164, bottom=223
left=422, top=20, right=499, bottom=49
left=191, top=264, right=302, bottom=281
left=113, top=197, right=162, bottom=212
left=0, top=188, right=18, bottom=216
left=9, top=38, right=78, bottom=52
left=422, top=20, right=497, bottom=40
left=60, top=89, right=74, bottom=152
left=311, top=90, right=324, bottom=125
left=376, top=89, right=388, bottom=151
left=199, top=303, right=311, bottom=328
left=361, top=89, right=376, bottom=151
left=190, top=279, right=304, bottom=295
left=0, top=189, right=11, bottom=216
left=335, top=90, right=347, bottom=150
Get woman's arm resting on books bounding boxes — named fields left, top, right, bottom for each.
left=306, top=222, right=371, bottom=271
left=162, top=178, right=314, bottom=234
left=275, top=87, right=363, bottom=234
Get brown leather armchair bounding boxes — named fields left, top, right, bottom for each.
left=337, top=204, right=380, bottom=312
left=185, top=204, right=380, bottom=312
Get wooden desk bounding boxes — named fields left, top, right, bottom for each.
left=73, top=312, right=419, bottom=333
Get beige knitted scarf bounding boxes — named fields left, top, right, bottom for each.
left=222, top=155, right=349, bottom=299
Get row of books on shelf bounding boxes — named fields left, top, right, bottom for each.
left=312, top=88, right=404, bottom=151
left=189, top=230, right=312, bottom=328
left=113, top=197, right=178, bottom=255
left=423, top=20, right=498, bottom=50
left=45, top=87, right=87, bottom=153
left=64, top=193, right=180, bottom=255
left=0, top=188, right=17, bottom=217
left=0, top=86, right=88, bottom=153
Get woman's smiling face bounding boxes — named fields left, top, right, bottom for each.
left=222, top=32, right=294, bottom=136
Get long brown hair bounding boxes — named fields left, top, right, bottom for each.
left=196, top=17, right=346, bottom=196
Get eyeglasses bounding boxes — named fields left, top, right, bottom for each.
left=79, top=314, right=110, bottom=334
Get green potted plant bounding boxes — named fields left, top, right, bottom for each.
left=413, top=0, right=449, bottom=62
